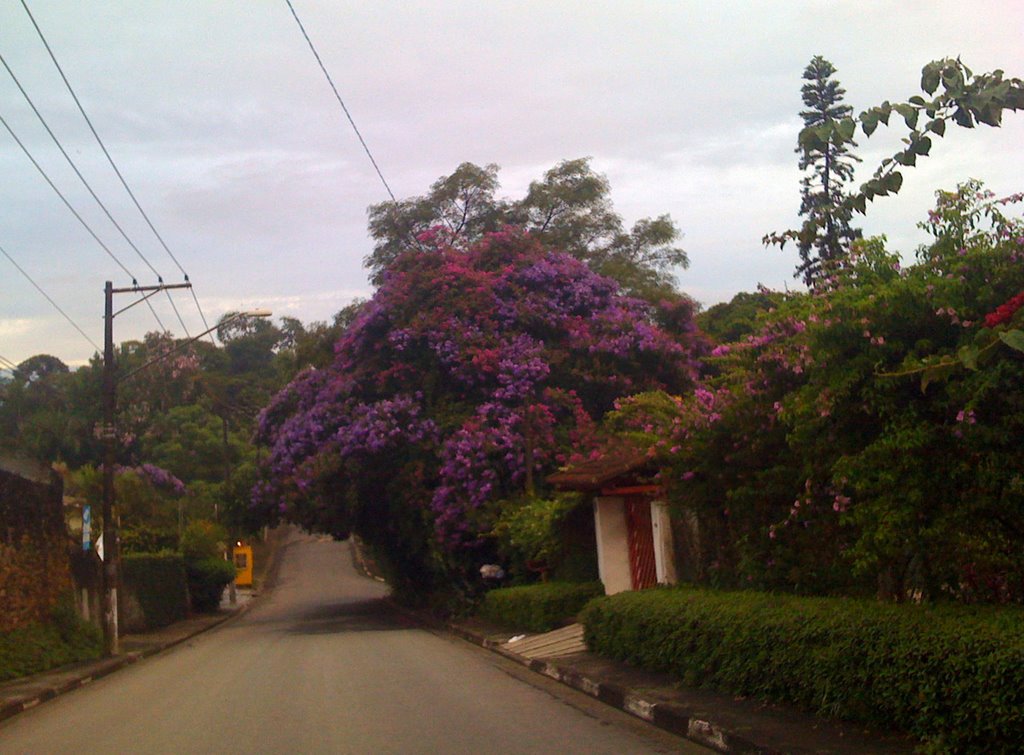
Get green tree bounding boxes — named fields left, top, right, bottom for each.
left=795, top=56, right=861, bottom=284
left=768, top=59, right=1023, bottom=256
left=365, top=158, right=688, bottom=303
left=0, top=354, right=82, bottom=463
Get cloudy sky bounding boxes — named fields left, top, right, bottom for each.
left=2, top=1, right=1022, bottom=367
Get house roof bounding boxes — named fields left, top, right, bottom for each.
left=0, top=454, right=56, bottom=485
left=547, top=447, right=655, bottom=492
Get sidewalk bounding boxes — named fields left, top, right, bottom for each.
left=0, top=590, right=254, bottom=724
left=358, top=537, right=914, bottom=753
left=442, top=615, right=915, bottom=754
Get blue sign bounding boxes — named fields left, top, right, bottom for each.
left=82, top=504, right=91, bottom=551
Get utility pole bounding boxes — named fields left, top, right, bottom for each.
left=99, top=282, right=267, bottom=657
left=100, top=279, right=192, bottom=657
left=101, top=281, right=117, bottom=656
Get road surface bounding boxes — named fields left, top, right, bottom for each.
left=1, top=529, right=707, bottom=753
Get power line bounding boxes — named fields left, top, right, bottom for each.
left=284, top=0, right=397, bottom=202
left=0, top=354, right=19, bottom=371
left=0, top=111, right=135, bottom=282
left=0, top=52, right=191, bottom=339
left=0, top=53, right=163, bottom=280
left=0, top=110, right=169, bottom=332
left=19, top=0, right=208, bottom=337
left=1, top=241, right=102, bottom=352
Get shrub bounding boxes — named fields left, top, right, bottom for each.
left=479, top=581, right=604, bottom=633
left=120, top=525, right=179, bottom=555
left=580, top=587, right=1024, bottom=751
left=186, top=557, right=236, bottom=613
left=0, top=595, right=101, bottom=682
left=120, top=552, right=189, bottom=629
left=179, top=520, right=227, bottom=561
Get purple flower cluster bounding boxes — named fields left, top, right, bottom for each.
left=254, top=229, right=700, bottom=549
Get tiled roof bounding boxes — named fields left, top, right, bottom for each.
left=547, top=447, right=654, bottom=491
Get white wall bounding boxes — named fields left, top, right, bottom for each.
left=593, top=496, right=631, bottom=594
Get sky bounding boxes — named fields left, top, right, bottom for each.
left=1, top=1, right=1023, bottom=368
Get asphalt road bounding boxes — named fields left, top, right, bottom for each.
left=1, top=529, right=707, bottom=754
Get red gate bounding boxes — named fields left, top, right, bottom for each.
left=625, top=496, right=657, bottom=590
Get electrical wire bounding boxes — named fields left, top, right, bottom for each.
left=0, top=111, right=169, bottom=333
left=1, top=242, right=102, bottom=352
left=1, top=53, right=161, bottom=280
left=284, top=0, right=397, bottom=202
left=0, top=52, right=191, bottom=339
left=19, top=0, right=209, bottom=337
left=0, top=111, right=133, bottom=283
left=0, top=354, right=20, bottom=371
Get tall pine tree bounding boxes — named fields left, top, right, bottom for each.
left=796, top=56, right=861, bottom=284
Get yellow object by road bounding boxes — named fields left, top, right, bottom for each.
left=232, top=544, right=253, bottom=587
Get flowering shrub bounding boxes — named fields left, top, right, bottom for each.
left=255, top=229, right=701, bottom=599
left=614, top=183, right=1024, bottom=601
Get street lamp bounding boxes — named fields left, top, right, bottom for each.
left=100, top=279, right=270, bottom=656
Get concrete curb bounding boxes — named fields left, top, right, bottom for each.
left=0, top=529, right=296, bottom=725
left=0, top=596, right=254, bottom=725
left=443, top=622, right=765, bottom=753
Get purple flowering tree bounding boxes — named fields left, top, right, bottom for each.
left=255, top=229, right=701, bottom=598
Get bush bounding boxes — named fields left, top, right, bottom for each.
left=479, top=581, right=604, bottom=633
left=0, top=595, right=101, bottom=682
left=121, top=553, right=189, bottom=629
left=119, top=525, right=179, bottom=555
left=580, top=587, right=1024, bottom=751
left=179, top=520, right=227, bottom=561
left=186, top=557, right=236, bottom=613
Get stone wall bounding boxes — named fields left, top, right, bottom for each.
left=0, top=456, right=71, bottom=632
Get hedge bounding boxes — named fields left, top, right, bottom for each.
left=479, top=581, right=604, bottom=633
left=0, top=596, right=101, bottom=682
left=580, top=587, right=1024, bottom=752
left=121, top=553, right=189, bottom=630
left=186, top=558, right=236, bottom=613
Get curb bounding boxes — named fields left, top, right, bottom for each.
left=444, top=622, right=763, bottom=754
left=1, top=530, right=290, bottom=725
left=0, top=599, right=252, bottom=725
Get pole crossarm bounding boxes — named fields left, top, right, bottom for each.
left=111, top=282, right=192, bottom=319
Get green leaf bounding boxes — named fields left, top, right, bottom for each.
left=999, top=329, right=1024, bottom=352
left=884, top=171, right=904, bottom=193
left=852, top=194, right=867, bottom=214
left=921, top=63, right=941, bottom=95
left=958, top=344, right=980, bottom=371
left=953, top=107, right=975, bottom=128
left=798, top=126, right=824, bottom=152
left=927, top=118, right=946, bottom=137
left=921, top=360, right=957, bottom=393
left=912, top=136, right=933, bottom=155
left=974, top=105, right=1002, bottom=127
left=861, top=112, right=879, bottom=137
left=894, top=151, right=917, bottom=167
left=909, top=95, right=927, bottom=106
left=894, top=103, right=919, bottom=129
left=837, top=117, right=857, bottom=141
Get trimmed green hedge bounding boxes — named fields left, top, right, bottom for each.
left=479, top=581, right=604, bottom=633
left=122, top=552, right=189, bottom=629
left=0, top=596, right=101, bottom=682
left=186, top=558, right=236, bottom=613
left=580, top=587, right=1024, bottom=752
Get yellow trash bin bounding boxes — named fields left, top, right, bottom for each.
left=232, top=543, right=254, bottom=587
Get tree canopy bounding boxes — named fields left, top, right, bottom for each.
left=255, top=228, right=704, bottom=599
left=366, top=158, right=688, bottom=303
